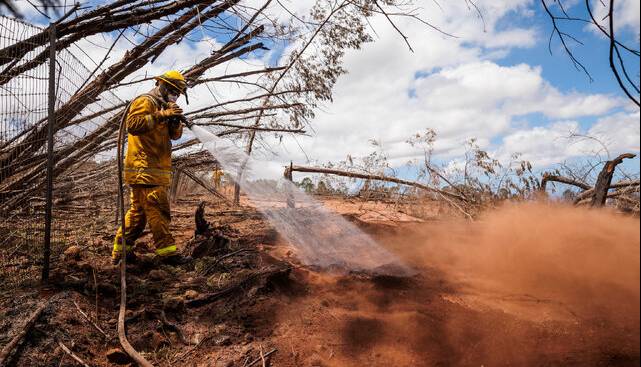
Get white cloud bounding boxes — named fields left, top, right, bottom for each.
left=587, top=111, right=641, bottom=155
left=12, top=0, right=636, bottom=174
left=590, top=0, right=640, bottom=37
left=441, top=0, right=539, bottom=48
left=269, top=58, right=623, bottom=169
left=496, top=111, right=640, bottom=166
left=478, top=28, right=539, bottom=49
left=498, top=121, right=593, bottom=166
left=241, top=1, right=636, bottom=173
left=415, top=62, right=621, bottom=119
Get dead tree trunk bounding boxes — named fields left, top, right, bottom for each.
left=591, top=153, right=636, bottom=207
left=540, top=174, right=592, bottom=191
left=576, top=185, right=641, bottom=206
left=288, top=165, right=469, bottom=202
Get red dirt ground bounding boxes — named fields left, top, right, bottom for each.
left=1, top=198, right=639, bottom=367
left=259, top=202, right=640, bottom=367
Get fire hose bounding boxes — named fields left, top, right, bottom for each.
left=115, top=101, right=153, bottom=367
left=116, top=102, right=193, bottom=366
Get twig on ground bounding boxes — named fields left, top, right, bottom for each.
left=92, top=267, right=98, bottom=325
left=72, top=300, right=108, bottom=339
left=159, top=310, right=194, bottom=346
left=57, top=341, right=90, bottom=367
left=171, top=334, right=209, bottom=364
left=187, top=266, right=290, bottom=308
left=201, top=248, right=257, bottom=274
left=0, top=298, right=51, bottom=366
left=260, top=345, right=266, bottom=367
left=246, top=348, right=277, bottom=367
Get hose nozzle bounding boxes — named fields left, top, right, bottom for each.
left=180, top=115, right=194, bottom=129
left=170, top=115, right=193, bottom=129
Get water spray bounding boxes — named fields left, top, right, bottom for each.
left=114, top=100, right=412, bottom=364
left=183, top=121, right=413, bottom=276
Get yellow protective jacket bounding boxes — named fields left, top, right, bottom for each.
left=124, top=92, right=183, bottom=186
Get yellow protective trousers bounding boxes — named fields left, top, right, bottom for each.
left=112, top=185, right=176, bottom=258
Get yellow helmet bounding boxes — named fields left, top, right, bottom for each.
left=154, top=70, right=187, bottom=94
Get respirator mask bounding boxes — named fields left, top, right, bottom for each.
left=167, top=92, right=179, bottom=103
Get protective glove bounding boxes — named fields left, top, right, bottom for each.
left=168, top=118, right=181, bottom=130
left=154, top=103, right=183, bottom=122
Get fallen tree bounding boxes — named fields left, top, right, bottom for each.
left=286, top=164, right=470, bottom=202
left=541, top=174, right=592, bottom=191
left=3, top=0, right=424, bottom=214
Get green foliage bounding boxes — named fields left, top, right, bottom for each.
left=298, top=177, right=314, bottom=193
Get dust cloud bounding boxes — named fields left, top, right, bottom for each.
left=386, top=202, right=640, bottom=326
left=270, top=203, right=640, bottom=366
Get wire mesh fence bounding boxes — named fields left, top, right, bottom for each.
left=0, top=15, right=124, bottom=291
left=0, top=16, right=50, bottom=290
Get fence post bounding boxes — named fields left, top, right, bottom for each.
left=42, top=23, right=56, bottom=283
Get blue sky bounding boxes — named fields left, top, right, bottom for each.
left=493, top=2, right=639, bottom=173
left=537, top=4, right=636, bottom=172
left=498, top=3, right=639, bottom=96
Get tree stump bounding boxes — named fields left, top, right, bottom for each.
left=184, top=201, right=234, bottom=258
left=591, top=153, right=636, bottom=207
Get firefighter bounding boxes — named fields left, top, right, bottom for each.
left=112, top=70, right=191, bottom=265
left=213, top=167, right=224, bottom=190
